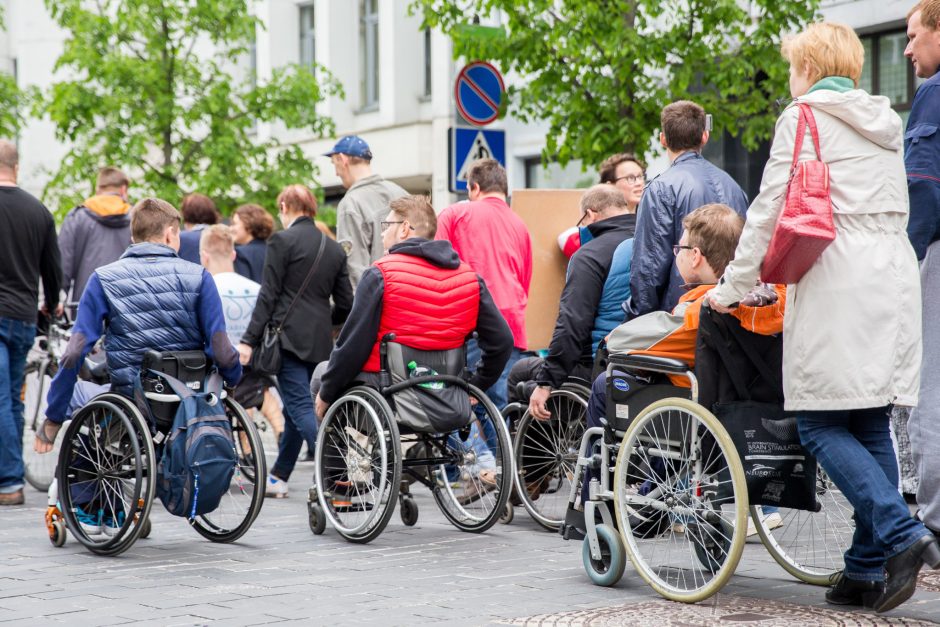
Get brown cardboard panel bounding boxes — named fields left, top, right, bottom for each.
left=511, top=189, right=584, bottom=351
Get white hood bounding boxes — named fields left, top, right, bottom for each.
left=796, top=89, right=903, bottom=152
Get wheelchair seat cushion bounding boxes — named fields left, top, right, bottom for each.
left=385, top=343, right=472, bottom=434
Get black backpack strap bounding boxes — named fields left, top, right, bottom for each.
left=144, top=369, right=195, bottom=400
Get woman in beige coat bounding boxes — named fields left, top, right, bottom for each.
left=708, top=22, right=939, bottom=612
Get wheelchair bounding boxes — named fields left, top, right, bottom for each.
left=503, top=377, right=590, bottom=531
left=565, top=351, right=853, bottom=602
left=45, top=350, right=266, bottom=556
left=307, top=337, right=514, bottom=544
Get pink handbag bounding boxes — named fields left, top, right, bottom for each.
left=760, top=103, right=835, bottom=284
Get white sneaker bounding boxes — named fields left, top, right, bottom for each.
left=265, top=475, right=288, bottom=498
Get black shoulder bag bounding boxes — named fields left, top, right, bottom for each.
left=252, top=235, right=327, bottom=375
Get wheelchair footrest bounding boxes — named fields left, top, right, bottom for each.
left=560, top=506, right=586, bottom=542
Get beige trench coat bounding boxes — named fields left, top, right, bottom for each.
left=712, top=89, right=922, bottom=411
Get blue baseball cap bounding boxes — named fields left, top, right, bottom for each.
left=323, top=135, right=373, bottom=160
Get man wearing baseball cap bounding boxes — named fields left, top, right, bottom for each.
left=325, top=135, right=407, bottom=290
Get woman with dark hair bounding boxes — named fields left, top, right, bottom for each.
left=177, top=193, right=220, bottom=263
left=232, top=203, right=274, bottom=284
left=238, top=184, right=353, bottom=498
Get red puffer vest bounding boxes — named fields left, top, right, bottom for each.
left=363, top=253, right=480, bottom=372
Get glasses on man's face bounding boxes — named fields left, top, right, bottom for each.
left=381, top=220, right=415, bottom=232
left=614, top=174, right=646, bottom=185
left=673, top=244, right=694, bottom=256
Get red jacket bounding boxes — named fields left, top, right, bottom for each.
left=363, top=253, right=480, bottom=372
left=436, top=197, right=532, bottom=349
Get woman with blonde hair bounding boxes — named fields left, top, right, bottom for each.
left=708, top=21, right=939, bottom=612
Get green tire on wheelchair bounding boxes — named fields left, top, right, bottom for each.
left=582, top=523, right=626, bottom=587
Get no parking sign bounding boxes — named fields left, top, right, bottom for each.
left=454, top=61, right=505, bottom=127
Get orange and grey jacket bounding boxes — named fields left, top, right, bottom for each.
left=607, top=283, right=786, bottom=386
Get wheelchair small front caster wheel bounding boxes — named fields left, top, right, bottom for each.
left=309, top=503, right=326, bottom=535
left=499, top=502, right=514, bottom=525
left=139, top=517, right=152, bottom=539
left=51, top=520, right=67, bottom=547
left=400, top=497, right=418, bottom=526
left=582, top=524, right=625, bottom=587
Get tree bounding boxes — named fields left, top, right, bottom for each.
left=413, top=0, right=820, bottom=169
left=38, top=0, right=341, bottom=218
left=0, top=6, right=24, bottom=138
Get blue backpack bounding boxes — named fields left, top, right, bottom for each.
left=150, top=370, right=237, bottom=519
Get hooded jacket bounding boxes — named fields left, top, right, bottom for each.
left=711, top=86, right=921, bottom=411
left=534, top=212, right=636, bottom=389
left=58, top=194, right=132, bottom=302
left=318, top=238, right=513, bottom=403
left=905, top=69, right=940, bottom=260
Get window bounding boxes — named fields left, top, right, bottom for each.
left=423, top=27, right=432, bottom=97
left=299, top=4, right=315, bottom=68
left=859, top=29, right=917, bottom=122
left=360, top=0, right=379, bottom=108
left=523, top=157, right=592, bottom=189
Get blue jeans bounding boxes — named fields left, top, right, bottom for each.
left=466, top=339, right=522, bottom=411
left=0, top=318, right=37, bottom=493
left=271, top=351, right=319, bottom=481
left=798, top=406, right=932, bottom=581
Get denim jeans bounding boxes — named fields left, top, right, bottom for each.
left=271, top=351, right=319, bottom=482
left=0, top=317, right=37, bottom=493
left=798, top=406, right=932, bottom=581
left=466, top=339, right=522, bottom=411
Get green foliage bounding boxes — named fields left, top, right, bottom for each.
left=413, top=0, right=820, bottom=169
left=0, top=7, right=22, bottom=138
left=38, top=0, right=342, bottom=219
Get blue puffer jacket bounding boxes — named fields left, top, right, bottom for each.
left=45, top=242, right=242, bottom=423
left=625, top=152, right=748, bottom=319
left=96, top=243, right=205, bottom=390
left=905, top=69, right=940, bottom=261
left=591, top=238, right=633, bottom=351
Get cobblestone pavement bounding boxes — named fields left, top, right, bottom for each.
left=3, top=443, right=940, bottom=626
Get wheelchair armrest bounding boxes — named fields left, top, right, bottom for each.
left=607, top=353, right=691, bottom=375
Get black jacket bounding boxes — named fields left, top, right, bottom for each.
left=319, top=238, right=513, bottom=403
left=0, top=186, right=61, bottom=321
left=535, top=213, right=636, bottom=388
left=234, top=238, right=267, bottom=284
left=243, top=216, right=353, bottom=364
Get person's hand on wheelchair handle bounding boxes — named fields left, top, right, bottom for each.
left=529, top=385, right=552, bottom=420
left=704, top=289, right=735, bottom=314
left=315, top=393, right=330, bottom=423
left=33, top=418, right=61, bottom=454
left=236, top=343, right=253, bottom=366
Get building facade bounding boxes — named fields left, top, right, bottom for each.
left=0, top=0, right=924, bottom=210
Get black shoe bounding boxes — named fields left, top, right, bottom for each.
left=825, top=573, right=884, bottom=608
left=874, top=534, right=940, bottom=613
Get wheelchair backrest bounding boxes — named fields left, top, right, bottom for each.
left=140, top=350, right=212, bottom=431
left=384, top=342, right=472, bottom=434
left=606, top=374, right=691, bottom=433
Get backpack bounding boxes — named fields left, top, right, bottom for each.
left=150, top=370, right=237, bottom=519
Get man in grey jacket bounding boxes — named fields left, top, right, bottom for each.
left=58, top=167, right=132, bottom=308
left=624, top=101, right=748, bottom=319
left=326, top=135, right=407, bottom=290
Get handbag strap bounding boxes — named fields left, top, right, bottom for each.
left=791, top=103, right=823, bottom=172
left=277, top=233, right=327, bottom=332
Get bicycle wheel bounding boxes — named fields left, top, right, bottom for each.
left=752, top=467, right=854, bottom=585
left=191, top=398, right=266, bottom=543
left=614, top=398, right=747, bottom=603
left=21, top=361, right=62, bottom=491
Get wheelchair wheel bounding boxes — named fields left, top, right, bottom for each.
left=191, top=398, right=266, bottom=543
left=513, top=385, right=587, bottom=531
left=431, top=385, right=513, bottom=533
left=314, top=386, right=401, bottom=543
left=582, top=523, right=626, bottom=587
left=21, top=361, right=62, bottom=492
left=57, top=394, right=155, bottom=557
left=752, top=468, right=854, bottom=586
left=614, top=398, right=747, bottom=603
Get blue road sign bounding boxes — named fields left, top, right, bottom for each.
left=449, top=127, right=506, bottom=193
left=454, top=61, right=505, bottom=127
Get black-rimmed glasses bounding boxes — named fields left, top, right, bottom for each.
left=381, top=220, right=415, bottom=232
left=672, top=245, right=694, bottom=256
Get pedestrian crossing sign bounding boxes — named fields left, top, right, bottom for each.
left=449, top=127, right=506, bottom=193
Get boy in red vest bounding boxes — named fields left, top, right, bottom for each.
left=313, top=195, right=513, bottom=419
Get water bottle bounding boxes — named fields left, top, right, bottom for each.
left=407, top=360, right=445, bottom=390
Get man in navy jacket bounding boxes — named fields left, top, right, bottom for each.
left=904, top=0, right=940, bottom=539
left=624, top=100, right=748, bottom=319
left=34, top=198, right=241, bottom=453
